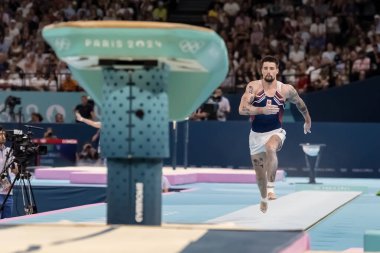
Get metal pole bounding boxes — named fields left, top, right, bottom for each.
left=172, top=121, right=177, bottom=170
left=183, top=119, right=189, bottom=169
left=305, top=153, right=316, bottom=184
left=312, top=152, right=322, bottom=183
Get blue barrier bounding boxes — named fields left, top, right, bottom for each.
left=164, top=121, right=380, bottom=178
left=2, top=121, right=379, bottom=178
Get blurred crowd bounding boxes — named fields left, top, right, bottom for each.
left=204, top=0, right=380, bottom=93
left=0, top=0, right=379, bottom=94
left=0, top=0, right=172, bottom=91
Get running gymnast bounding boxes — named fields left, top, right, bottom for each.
left=239, top=55, right=311, bottom=213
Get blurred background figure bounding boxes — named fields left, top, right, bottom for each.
left=76, top=142, right=99, bottom=165
left=55, top=112, right=64, bottom=123
left=29, top=112, right=43, bottom=123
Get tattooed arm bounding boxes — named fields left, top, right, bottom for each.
left=287, top=85, right=312, bottom=134
left=239, top=82, right=279, bottom=115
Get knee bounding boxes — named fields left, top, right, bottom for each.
left=265, top=143, right=277, bottom=154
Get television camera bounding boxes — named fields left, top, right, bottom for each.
left=0, top=125, right=47, bottom=216
left=5, top=128, right=47, bottom=165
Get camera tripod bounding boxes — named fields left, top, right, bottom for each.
left=0, top=150, right=37, bottom=217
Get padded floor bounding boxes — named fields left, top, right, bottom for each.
left=207, top=191, right=361, bottom=230
left=0, top=224, right=309, bottom=253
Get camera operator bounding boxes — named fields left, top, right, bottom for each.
left=0, top=127, right=18, bottom=219
left=207, top=88, right=231, bottom=121
left=190, top=88, right=231, bottom=121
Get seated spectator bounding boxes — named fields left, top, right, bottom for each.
left=77, top=142, right=99, bottom=164
left=18, top=52, right=38, bottom=76
left=309, top=17, right=326, bottom=51
left=313, top=67, right=330, bottom=90
left=152, top=1, right=167, bottom=22
left=282, top=61, right=297, bottom=86
left=189, top=105, right=210, bottom=121
left=43, top=127, right=57, bottom=139
left=223, top=0, right=240, bottom=18
left=281, top=17, right=296, bottom=42
left=138, top=0, right=154, bottom=21
left=321, top=43, right=337, bottom=65
left=60, top=74, right=79, bottom=91
left=250, top=23, right=264, bottom=46
left=288, top=43, right=305, bottom=66
left=295, top=61, right=309, bottom=93
left=46, top=73, right=58, bottom=91
left=306, top=58, right=322, bottom=91
left=55, top=112, right=64, bottom=123
left=29, top=112, right=43, bottom=123
left=29, top=71, right=46, bottom=91
left=351, top=50, right=371, bottom=81
left=0, top=34, right=11, bottom=54
left=325, top=10, right=340, bottom=44
left=0, top=53, right=9, bottom=76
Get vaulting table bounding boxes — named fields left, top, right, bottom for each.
left=42, top=21, right=228, bottom=225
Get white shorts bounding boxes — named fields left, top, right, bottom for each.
left=249, top=128, right=286, bottom=155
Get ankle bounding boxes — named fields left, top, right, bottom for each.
left=267, top=182, right=275, bottom=193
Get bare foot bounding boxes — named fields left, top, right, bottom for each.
left=260, top=201, right=268, bottom=213
left=267, top=192, right=277, bottom=200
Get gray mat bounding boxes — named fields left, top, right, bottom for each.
left=207, top=190, right=361, bottom=231
left=0, top=224, right=308, bottom=253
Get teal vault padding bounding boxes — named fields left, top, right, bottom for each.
left=107, top=158, right=162, bottom=225
left=101, top=66, right=168, bottom=224
left=42, top=21, right=229, bottom=121
left=100, top=66, right=169, bottom=158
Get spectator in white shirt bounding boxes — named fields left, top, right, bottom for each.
left=309, top=17, right=326, bottom=51
left=289, top=43, right=305, bottom=65
left=223, top=0, right=240, bottom=17
left=351, top=50, right=371, bottom=81
left=282, top=61, right=297, bottom=86
left=30, top=72, right=47, bottom=91
left=321, top=43, right=337, bottom=65
left=8, top=20, right=20, bottom=41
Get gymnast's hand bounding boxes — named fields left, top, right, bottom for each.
left=304, top=121, right=311, bottom=134
left=261, top=104, right=280, bottom=115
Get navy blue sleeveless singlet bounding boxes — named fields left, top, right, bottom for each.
left=250, top=81, right=285, bottom=133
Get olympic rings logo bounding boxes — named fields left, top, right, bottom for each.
left=178, top=40, right=204, bottom=54
left=54, top=38, right=71, bottom=51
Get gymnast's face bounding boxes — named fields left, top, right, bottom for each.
left=261, top=61, right=278, bottom=83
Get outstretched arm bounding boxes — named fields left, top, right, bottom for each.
left=287, top=85, right=311, bottom=134
left=76, top=112, right=102, bottom=128
left=239, top=83, right=279, bottom=115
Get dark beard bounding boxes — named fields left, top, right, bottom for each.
left=264, top=75, right=275, bottom=83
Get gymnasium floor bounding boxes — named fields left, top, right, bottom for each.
left=0, top=167, right=379, bottom=252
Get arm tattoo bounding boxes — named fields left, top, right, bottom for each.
left=239, top=90, right=255, bottom=115
left=240, top=106, right=251, bottom=114
left=288, top=87, right=309, bottom=116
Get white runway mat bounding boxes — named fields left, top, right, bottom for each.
left=207, top=190, right=361, bottom=231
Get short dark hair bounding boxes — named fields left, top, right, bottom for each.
left=261, top=55, right=279, bottom=68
